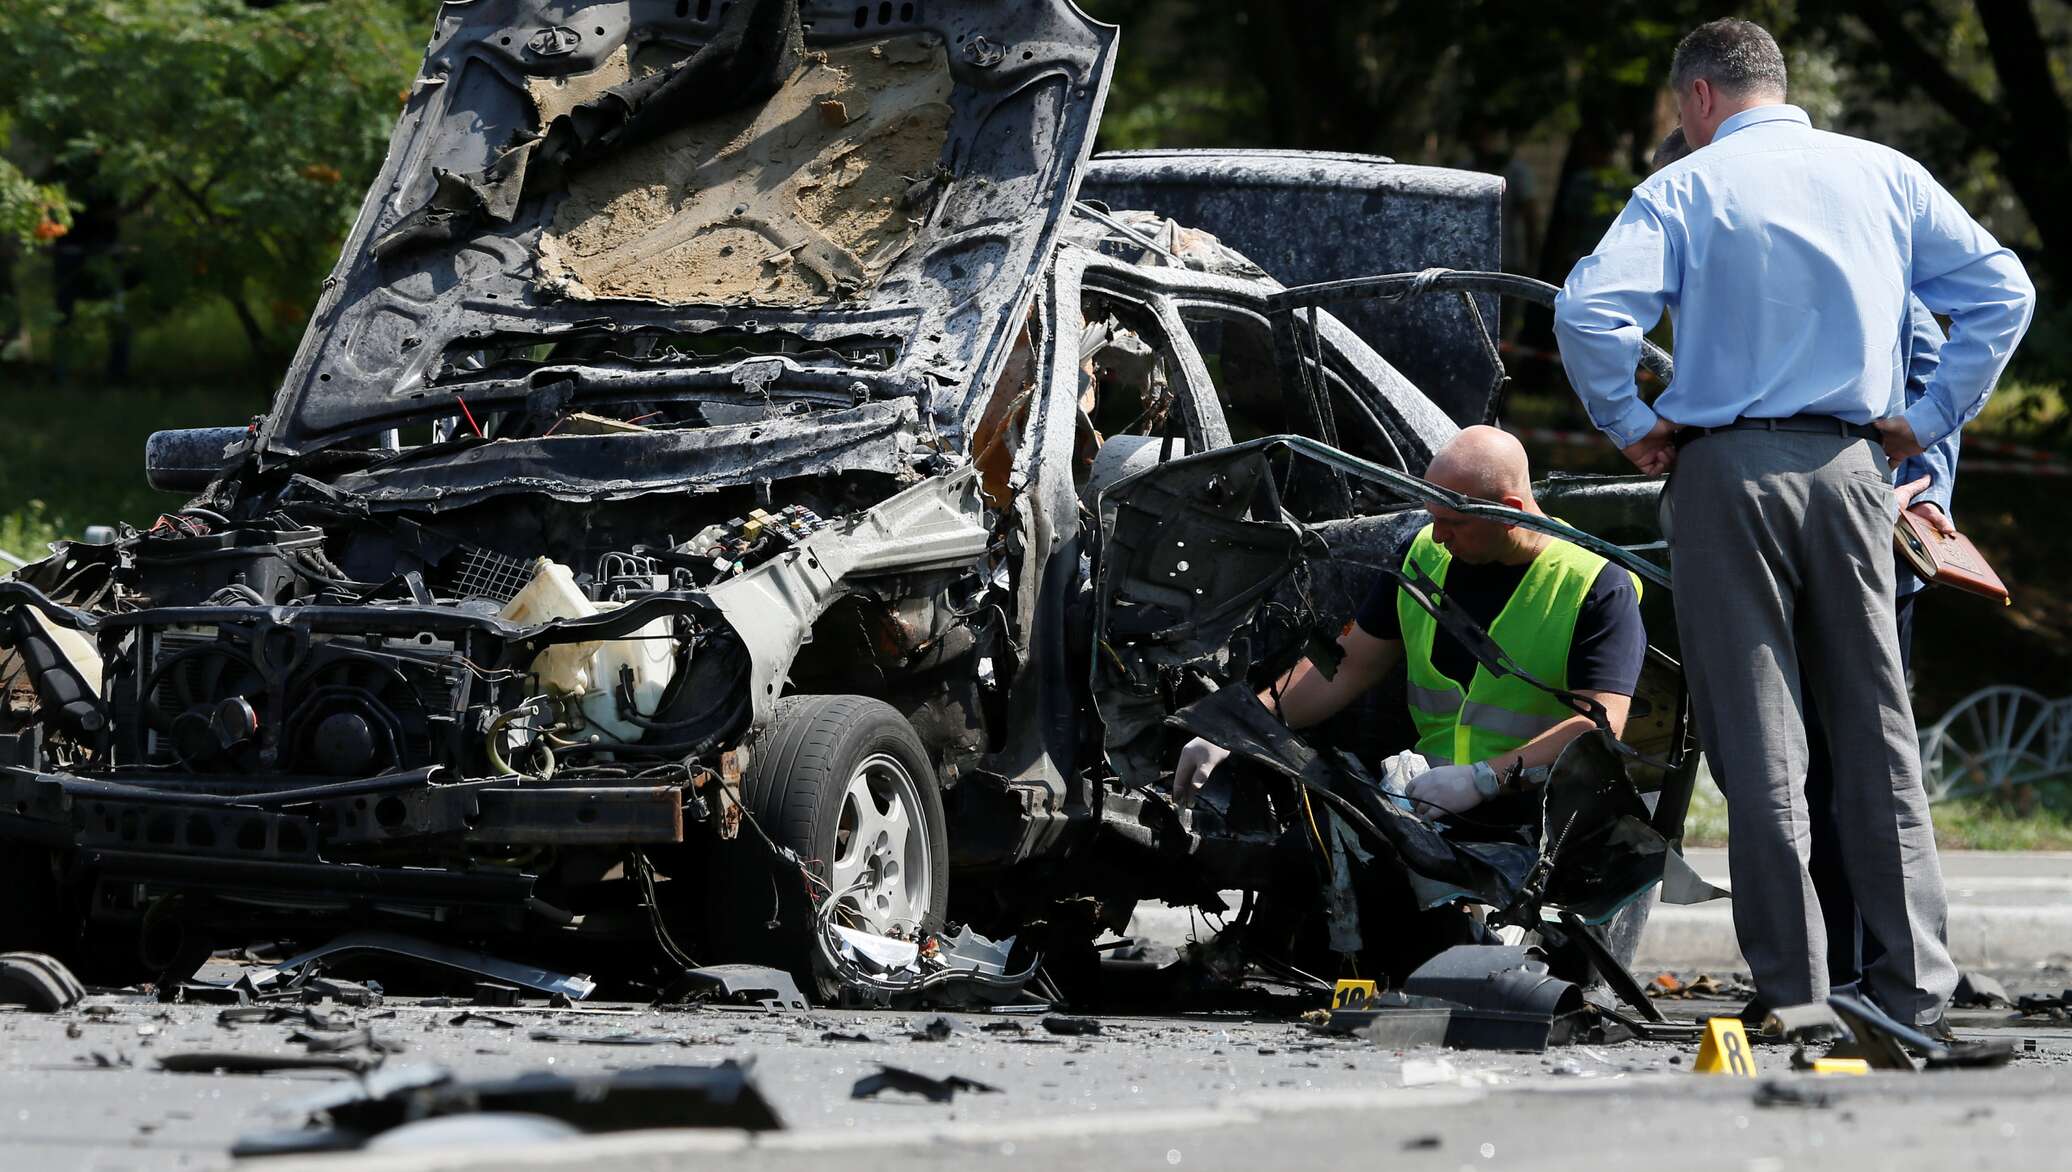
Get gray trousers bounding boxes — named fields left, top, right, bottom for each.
left=1666, top=429, right=1955, bottom=1023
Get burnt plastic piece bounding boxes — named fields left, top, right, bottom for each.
left=1402, top=945, right=1587, bottom=1052
left=233, top=1061, right=781, bottom=1156
left=472, top=981, right=522, bottom=1007
left=1763, top=1002, right=1847, bottom=1044
left=1040, top=1014, right=1102, bottom=1036
left=0, top=952, right=84, bottom=1012
left=1404, top=945, right=1583, bottom=1020
left=660, top=964, right=808, bottom=1010
left=1953, top=971, right=2012, bottom=1009
left=1827, top=991, right=2016, bottom=1071
left=1324, top=992, right=1457, bottom=1048
left=850, top=1064, right=1000, bottom=1102
left=1556, top=911, right=1666, bottom=1024
left=158, top=1051, right=383, bottom=1075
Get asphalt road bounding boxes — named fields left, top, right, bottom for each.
left=4, top=975, right=2070, bottom=1172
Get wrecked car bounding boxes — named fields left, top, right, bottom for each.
left=0, top=0, right=1701, bottom=1003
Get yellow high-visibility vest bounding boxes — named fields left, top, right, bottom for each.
left=1396, top=523, right=1637, bottom=765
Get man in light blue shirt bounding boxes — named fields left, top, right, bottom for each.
left=1554, top=18, right=2033, bottom=1028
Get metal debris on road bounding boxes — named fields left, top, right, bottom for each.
left=909, top=1015, right=956, bottom=1041
left=218, top=1005, right=354, bottom=1031
left=240, top=931, right=594, bottom=1003
left=234, top=1060, right=781, bottom=1158
left=1953, top=972, right=2013, bottom=1009
left=526, top=1030, right=689, bottom=1047
left=657, top=964, right=809, bottom=1010
left=850, top=1064, right=1001, bottom=1102
left=1647, top=971, right=1757, bottom=1000
left=1041, top=1015, right=1102, bottom=1036
left=1753, top=1079, right=1837, bottom=1109
left=157, top=1050, right=383, bottom=1075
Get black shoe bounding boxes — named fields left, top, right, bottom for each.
left=1737, top=997, right=1770, bottom=1026
left=1918, top=1015, right=1959, bottom=1045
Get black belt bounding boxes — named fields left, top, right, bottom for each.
left=1674, top=414, right=1880, bottom=446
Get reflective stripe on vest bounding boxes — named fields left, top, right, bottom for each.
left=1395, top=523, right=1639, bottom=766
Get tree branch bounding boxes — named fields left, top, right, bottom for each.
left=1974, top=0, right=2071, bottom=143
left=1849, top=1, right=2008, bottom=140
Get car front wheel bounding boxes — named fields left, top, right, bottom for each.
left=725, top=695, right=949, bottom=999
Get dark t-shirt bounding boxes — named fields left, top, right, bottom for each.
left=1354, top=536, right=1647, bottom=696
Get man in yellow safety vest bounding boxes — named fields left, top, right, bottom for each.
left=1173, top=426, right=1647, bottom=816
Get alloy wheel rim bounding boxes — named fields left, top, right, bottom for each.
left=830, top=752, right=930, bottom=936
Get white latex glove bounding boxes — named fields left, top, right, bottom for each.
left=1406, top=763, right=1488, bottom=817
left=1173, top=736, right=1230, bottom=806
left=1377, top=748, right=1430, bottom=787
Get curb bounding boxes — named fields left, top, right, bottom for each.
left=1636, top=902, right=2072, bottom=973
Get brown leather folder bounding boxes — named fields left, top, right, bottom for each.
left=1894, top=509, right=2010, bottom=604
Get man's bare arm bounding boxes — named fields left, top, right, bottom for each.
left=1173, top=625, right=1400, bottom=801
left=1264, top=625, right=1402, bottom=729
left=1480, top=690, right=1633, bottom=775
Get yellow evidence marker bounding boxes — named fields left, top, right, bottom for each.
left=1693, top=1017, right=1759, bottom=1076
left=1332, top=979, right=1378, bottom=1010
left=1808, top=1057, right=1871, bottom=1075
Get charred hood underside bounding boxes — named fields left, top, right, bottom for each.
left=259, top=0, right=1116, bottom=459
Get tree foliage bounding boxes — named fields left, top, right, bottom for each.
left=0, top=0, right=424, bottom=364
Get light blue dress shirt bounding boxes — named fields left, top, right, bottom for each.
left=1894, top=295, right=1953, bottom=597
left=1553, top=104, right=2033, bottom=451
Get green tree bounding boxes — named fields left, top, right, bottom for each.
left=0, top=0, right=425, bottom=375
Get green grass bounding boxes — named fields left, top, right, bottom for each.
left=0, top=382, right=267, bottom=559
left=1680, top=768, right=2072, bottom=851
left=1971, top=379, right=2069, bottom=442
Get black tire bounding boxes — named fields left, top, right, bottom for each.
left=718, top=695, right=948, bottom=1001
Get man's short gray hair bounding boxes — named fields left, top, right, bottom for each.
left=1670, top=18, right=1787, bottom=99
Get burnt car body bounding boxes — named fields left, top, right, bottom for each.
left=0, top=0, right=1698, bottom=998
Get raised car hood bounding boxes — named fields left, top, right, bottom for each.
left=258, top=0, right=1116, bottom=459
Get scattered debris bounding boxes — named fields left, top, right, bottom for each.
left=1041, top=1015, right=1102, bottom=1037
left=0, top=952, right=84, bottom=1012
left=980, top=1020, right=1026, bottom=1034
left=447, top=1012, right=520, bottom=1029
left=1399, top=1057, right=1460, bottom=1087
left=472, top=982, right=522, bottom=1008
left=1645, top=972, right=1756, bottom=1000
left=219, top=1006, right=354, bottom=1031
left=1827, top=992, right=2016, bottom=1071
left=527, top=1030, right=687, bottom=1047
left=820, top=1031, right=873, bottom=1043
left=87, top=1051, right=131, bottom=1069
left=1953, top=971, right=2012, bottom=1009
left=233, top=1061, right=780, bottom=1157
left=658, top=965, right=808, bottom=1011
left=850, top=1064, right=1000, bottom=1103
left=2014, top=990, right=2070, bottom=1021
left=818, top=920, right=1037, bottom=1009
left=239, top=932, right=592, bottom=1003
left=1400, top=945, right=1585, bottom=1052
left=157, top=980, right=251, bottom=1006
left=157, top=1051, right=383, bottom=1075
left=291, top=1027, right=403, bottom=1055
left=299, top=977, right=384, bottom=1008
left=908, top=1015, right=956, bottom=1041
left=1753, top=1079, right=1836, bottom=1109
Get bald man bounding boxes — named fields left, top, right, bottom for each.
left=1175, top=427, right=1647, bottom=816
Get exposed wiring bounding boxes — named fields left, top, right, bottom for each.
left=631, top=851, right=700, bottom=971
left=485, top=700, right=557, bottom=779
